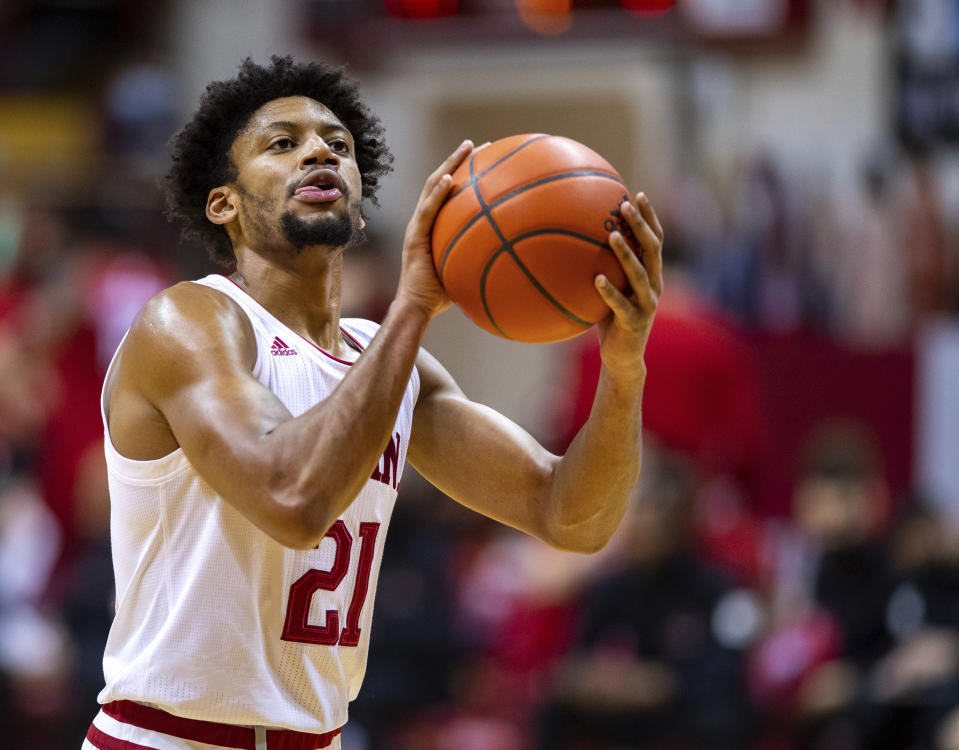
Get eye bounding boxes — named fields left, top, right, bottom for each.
left=329, top=139, right=350, bottom=154
left=269, top=137, right=296, bottom=150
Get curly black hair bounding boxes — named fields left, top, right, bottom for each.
left=164, top=56, right=393, bottom=266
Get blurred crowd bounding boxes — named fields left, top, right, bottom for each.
left=3, top=32, right=959, bottom=750
left=1, top=127, right=957, bottom=750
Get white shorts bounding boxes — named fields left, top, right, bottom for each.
left=81, top=705, right=342, bottom=750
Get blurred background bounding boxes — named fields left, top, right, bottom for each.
left=2, top=0, right=959, bottom=748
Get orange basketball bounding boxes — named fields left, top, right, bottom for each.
left=431, top=133, right=634, bottom=343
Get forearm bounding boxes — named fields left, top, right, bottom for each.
left=266, top=297, right=429, bottom=542
left=251, top=144, right=474, bottom=545
left=547, top=365, right=645, bottom=552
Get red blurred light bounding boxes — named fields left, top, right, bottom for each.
left=383, top=0, right=459, bottom=19
left=619, top=0, right=675, bottom=15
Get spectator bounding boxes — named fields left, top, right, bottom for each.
left=538, top=447, right=757, bottom=750
left=754, top=420, right=897, bottom=749
left=864, top=498, right=959, bottom=750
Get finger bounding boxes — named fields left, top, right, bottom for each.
left=417, top=141, right=472, bottom=208
left=620, top=202, right=663, bottom=296
left=619, top=202, right=657, bottom=259
left=595, top=274, right=639, bottom=322
left=410, top=174, right=454, bottom=236
left=609, top=230, right=656, bottom=310
left=426, top=140, right=473, bottom=190
left=636, top=192, right=664, bottom=243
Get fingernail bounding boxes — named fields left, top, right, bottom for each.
left=462, top=139, right=474, bottom=148
left=638, top=192, right=648, bottom=203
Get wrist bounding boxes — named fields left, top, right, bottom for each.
left=601, top=360, right=647, bottom=396
left=388, top=293, right=435, bottom=332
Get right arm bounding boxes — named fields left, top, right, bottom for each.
left=113, top=141, right=473, bottom=549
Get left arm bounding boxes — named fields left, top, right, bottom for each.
left=407, top=194, right=663, bottom=553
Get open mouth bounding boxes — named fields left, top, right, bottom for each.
left=294, top=169, right=344, bottom=203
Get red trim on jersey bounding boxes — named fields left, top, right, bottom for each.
left=339, top=326, right=367, bottom=353
left=101, top=700, right=341, bottom=750
left=222, top=275, right=365, bottom=366
left=298, top=332, right=356, bottom=366
left=86, top=723, right=158, bottom=750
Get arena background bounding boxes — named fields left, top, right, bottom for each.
left=3, top=1, right=959, bottom=748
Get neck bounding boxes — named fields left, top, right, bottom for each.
left=230, top=247, right=351, bottom=357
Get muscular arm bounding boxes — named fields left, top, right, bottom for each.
left=109, top=140, right=475, bottom=550
left=408, top=349, right=643, bottom=554
left=117, top=283, right=431, bottom=549
left=409, top=194, right=663, bottom=554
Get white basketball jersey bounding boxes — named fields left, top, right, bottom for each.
left=98, top=273, right=419, bottom=733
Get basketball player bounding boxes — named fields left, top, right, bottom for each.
left=83, top=57, right=663, bottom=750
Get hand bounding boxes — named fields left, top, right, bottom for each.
left=396, top=140, right=474, bottom=320
left=594, top=192, right=664, bottom=380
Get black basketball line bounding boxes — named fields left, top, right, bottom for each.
left=479, top=228, right=602, bottom=336
left=512, top=227, right=609, bottom=248
left=437, top=169, right=624, bottom=280
left=466, top=155, right=510, bottom=337
left=448, top=134, right=550, bottom=200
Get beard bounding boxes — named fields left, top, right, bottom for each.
left=237, top=176, right=365, bottom=254
left=280, top=210, right=362, bottom=253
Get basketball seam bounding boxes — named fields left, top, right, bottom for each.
left=479, top=229, right=600, bottom=333
left=437, top=169, right=624, bottom=281
left=465, top=156, right=597, bottom=335
left=449, top=134, right=550, bottom=200
left=512, top=227, right=608, bottom=248
left=467, top=153, right=510, bottom=337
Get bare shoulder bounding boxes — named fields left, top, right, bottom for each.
left=124, top=280, right=257, bottom=373
left=107, top=281, right=258, bottom=459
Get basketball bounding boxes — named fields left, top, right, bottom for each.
left=431, top=133, right=634, bottom=343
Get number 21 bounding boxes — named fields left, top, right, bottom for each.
left=281, top=520, right=380, bottom=647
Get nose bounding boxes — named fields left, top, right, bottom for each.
left=300, top=136, right=339, bottom=169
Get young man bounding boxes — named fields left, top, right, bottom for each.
left=84, top=56, right=663, bottom=750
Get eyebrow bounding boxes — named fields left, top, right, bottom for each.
left=265, top=120, right=351, bottom=136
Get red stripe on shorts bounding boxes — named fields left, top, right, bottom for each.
left=104, top=700, right=252, bottom=748
left=86, top=723, right=158, bottom=750
left=102, top=700, right=341, bottom=750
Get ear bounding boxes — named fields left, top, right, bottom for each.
left=206, top=187, right=238, bottom=226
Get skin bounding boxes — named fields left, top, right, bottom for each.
left=106, top=95, right=664, bottom=552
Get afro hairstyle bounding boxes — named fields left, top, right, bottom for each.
left=163, top=55, right=393, bottom=266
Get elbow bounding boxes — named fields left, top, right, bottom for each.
left=258, top=501, right=326, bottom=550
left=551, top=528, right=614, bottom=555
left=544, top=517, right=616, bottom=555
left=262, top=483, right=338, bottom=550
left=278, top=522, right=326, bottom=551
left=260, top=453, right=356, bottom=548
left=281, top=498, right=341, bottom=550
left=542, top=482, right=634, bottom=555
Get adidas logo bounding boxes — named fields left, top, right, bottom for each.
left=270, top=336, right=298, bottom=357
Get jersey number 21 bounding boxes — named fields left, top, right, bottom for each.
left=281, top=520, right=380, bottom=647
